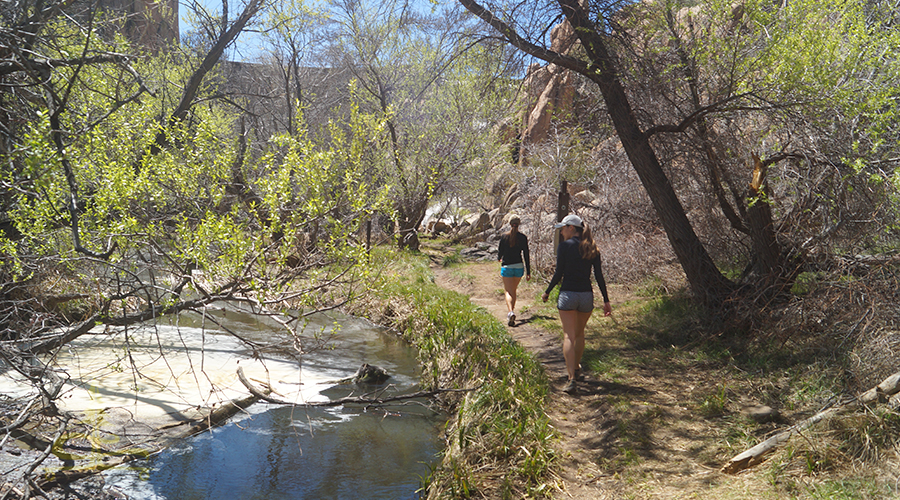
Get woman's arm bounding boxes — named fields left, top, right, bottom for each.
left=592, top=255, right=609, bottom=303
left=522, top=235, right=531, bottom=278
left=544, top=241, right=566, bottom=297
left=593, top=255, right=612, bottom=316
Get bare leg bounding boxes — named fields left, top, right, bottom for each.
left=502, top=276, right=522, bottom=314
left=560, top=309, right=593, bottom=380
left=559, top=309, right=581, bottom=381
left=574, top=310, right=592, bottom=372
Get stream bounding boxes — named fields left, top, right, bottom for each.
left=3, top=306, right=444, bottom=499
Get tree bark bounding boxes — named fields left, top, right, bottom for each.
left=745, top=154, right=785, bottom=285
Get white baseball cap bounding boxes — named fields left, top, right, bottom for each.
left=553, top=214, right=583, bottom=228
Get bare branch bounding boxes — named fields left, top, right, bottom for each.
left=457, top=0, right=589, bottom=74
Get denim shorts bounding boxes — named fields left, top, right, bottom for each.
left=500, top=263, right=525, bottom=278
left=557, top=290, right=594, bottom=312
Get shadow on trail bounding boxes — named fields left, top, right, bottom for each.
left=571, top=379, right=650, bottom=397
left=515, top=314, right=556, bottom=326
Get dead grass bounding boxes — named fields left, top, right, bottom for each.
left=510, top=258, right=900, bottom=499
left=353, top=240, right=900, bottom=499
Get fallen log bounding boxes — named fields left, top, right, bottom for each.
left=722, top=370, right=900, bottom=474
left=180, top=391, right=262, bottom=437
left=237, top=366, right=475, bottom=408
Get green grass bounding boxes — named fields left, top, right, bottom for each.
left=353, top=249, right=556, bottom=498
left=442, top=251, right=464, bottom=267
left=634, top=275, right=667, bottom=297
left=804, top=480, right=896, bottom=500
left=360, top=250, right=900, bottom=499
left=696, top=384, right=729, bottom=418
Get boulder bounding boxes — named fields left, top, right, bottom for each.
left=521, top=69, right=576, bottom=148
left=550, top=17, right=578, bottom=54
left=489, top=208, right=502, bottom=230
left=745, top=405, right=780, bottom=424
left=428, top=220, right=452, bottom=235
left=354, top=363, right=390, bottom=385
left=573, top=189, right=597, bottom=207
left=460, top=212, right=491, bottom=234
left=501, top=183, right=519, bottom=212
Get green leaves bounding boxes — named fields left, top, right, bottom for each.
left=327, top=0, right=516, bottom=241
left=0, top=17, right=389, bottom=308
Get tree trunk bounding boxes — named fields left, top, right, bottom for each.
left=396, top=200, right=424, bottom=251
left=557, top=0, right=734, bottom=306
left=744, top=154, right=784, bottom=286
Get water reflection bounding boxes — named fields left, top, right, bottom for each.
left=100, top=310, right=443, bottom=499
left=107, top=405, right=442, bottom=499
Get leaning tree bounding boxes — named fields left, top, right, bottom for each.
left=458, top=0, right=900, bottom=307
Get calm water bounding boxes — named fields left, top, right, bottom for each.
left=100, top=309, right=444, bottom=499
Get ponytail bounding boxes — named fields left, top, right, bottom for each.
left=576, top=222, right=599, bottom=261
left=507, top=216, right=520, bottom=247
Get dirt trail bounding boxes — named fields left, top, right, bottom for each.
left=431, top=261, right=624, bottom=499
left=430, top=259, right=752, bottom=499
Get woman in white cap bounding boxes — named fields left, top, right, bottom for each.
left=498, top=215, right=531, bottom=326
left=541, top=214, right=612, bottom=394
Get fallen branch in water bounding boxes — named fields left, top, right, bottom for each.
left=237, top=367, right=475, bottom=407
left=721, top=370, right=900, bottom=474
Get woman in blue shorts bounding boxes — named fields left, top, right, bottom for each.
left=541, top=214, right=612, bottom=394
left=498, top=216, right=531, bottom=326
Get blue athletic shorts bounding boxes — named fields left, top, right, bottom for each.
left=557, top=290, right=594, bottom=312
left=500, top=263, right=525, bottom=278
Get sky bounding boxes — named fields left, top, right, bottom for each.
left=179, top=0, right=444, bottom=62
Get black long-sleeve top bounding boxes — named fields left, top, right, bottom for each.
left=544, top=236, right=609, bottom=302
left=498, top=232, right=531, bottom=275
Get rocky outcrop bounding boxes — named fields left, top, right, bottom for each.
left=457, top=212, right=492, bottom=238
left=515, top=19, right=587, bottom=166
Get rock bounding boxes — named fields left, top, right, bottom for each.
left=489, top=208, right=502, bottom=230
left=428, top=220, right=452, bottom=235
left=460, top=245, right=495, bottom=261
left=522, top=69, right=576, bottom=147
left=326, top=363, right=391, bottom=386
left=550, top=18, right=578, bottom=54
left=501, top=184, right=519, bottom=212
left=573, top=189, right=596, bottom=206
left=458, top=212, right=491, bottom=237
left=354, top=363, right=390, bottom=385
